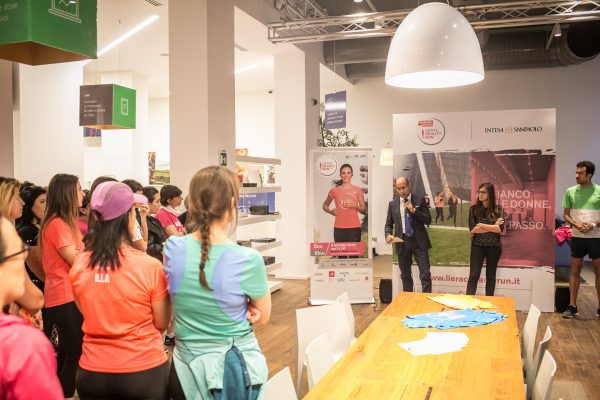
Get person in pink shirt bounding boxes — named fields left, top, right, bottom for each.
left=0, top=216, right=63, bottom=400
left=40, top=173, right=84, bottom=400
left=155, top=184, right=186, bottom=240
left=322, top=164, right=366, bottom=243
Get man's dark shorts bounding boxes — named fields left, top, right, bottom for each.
left=571, top=237, right=600, bottom=259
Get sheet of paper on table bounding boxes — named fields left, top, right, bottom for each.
left=399, top=332, right=469, bottom=356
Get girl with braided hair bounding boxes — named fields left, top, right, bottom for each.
left=164, top=166, right=271, bottom=400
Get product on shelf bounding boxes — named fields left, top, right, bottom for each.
left=250, top=238, right=276, bottom=243
left=262, top=256, right=276, bottom=265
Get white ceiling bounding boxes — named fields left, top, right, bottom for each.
left=85, top=0, right=340, bottom=98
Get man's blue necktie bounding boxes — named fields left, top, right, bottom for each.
left=404, top=198, right=413, bottom=237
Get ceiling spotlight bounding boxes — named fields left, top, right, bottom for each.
left=354, top=0, right=364, bottom=3
left=552, top=23, right=562, bottom=37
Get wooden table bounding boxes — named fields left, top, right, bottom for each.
left=303, top=292, right=525, bottom=400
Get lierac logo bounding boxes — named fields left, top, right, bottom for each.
left=417, top=118, right=445, bottom=145
left=484, top=126, right=543, bottom=134
left=316, top=155, right=337, bottom=177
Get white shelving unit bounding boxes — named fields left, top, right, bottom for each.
left=237, top=155, right=281, bottom=165
left=237, top=155, right=283, bottom=292
left=237, top=214, right=281, bottom=226
left=251, top=240, right=282, bottom=252
left=240, top=186, right=281, bottom=194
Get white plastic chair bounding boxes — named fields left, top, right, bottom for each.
left=305, top=333, right=335, bottom=390
left=264, top=367, right=297, bottom=400
left=522, top=304, right=541, bottom=374
left=532, top=350, right=557, bottom=400
left=336, top=291, right=357, bottom=341
left=526, top=326, right=553, bottom=399
left=295, top=303, right=352, bottom=394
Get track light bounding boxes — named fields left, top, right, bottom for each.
left=552, top=23, right=562, bottom=37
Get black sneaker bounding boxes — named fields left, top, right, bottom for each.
left=164, top=335, right=175, bottom=346
left=562, top=305, right=578, bottom=318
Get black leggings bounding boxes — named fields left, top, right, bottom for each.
left=435, top=207, right=444, bottom=223
left=466, top=245, right=502, bottom=296
left=77, top=362, right=170, bottom=400
left=45, top=301, right=83, bottom=398
left=333, top=227, right=361, bottom=242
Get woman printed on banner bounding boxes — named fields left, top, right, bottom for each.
left=322, top=163, right=366, bottom=243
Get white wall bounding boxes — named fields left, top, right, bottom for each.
left=324, top=57, right=600, bottom=255
left=148, top=97, right=171, bottom=168
left=235, top=91, right=274, bottom=157
left=16, top=63, right=84, bottom=185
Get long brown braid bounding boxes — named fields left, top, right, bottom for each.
left=188, top=166, right=239, bottom=290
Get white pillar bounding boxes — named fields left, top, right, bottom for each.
left=0, top=61, right=13, bottom=177
left=274, top=51, right=320, bottom=279
left=168, top=0, right=236, bottom=191
left=15, top=63, right=84, bottom=184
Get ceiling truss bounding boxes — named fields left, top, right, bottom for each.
left=268, top=0, right=600, bottom=44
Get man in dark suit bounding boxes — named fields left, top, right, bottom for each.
left=385, top=177, right=433, bottom=293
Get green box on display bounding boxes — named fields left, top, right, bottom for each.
left=0, top=0, right=96, bottom=65
left=80, top=84, right=136, bottom=130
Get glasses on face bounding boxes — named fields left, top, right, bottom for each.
left=0, top=243, right=30, bottom=264
left=478, top=190, right=488, bottom=194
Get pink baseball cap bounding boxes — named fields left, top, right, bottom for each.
left=91, top=182, right=148, bottom=221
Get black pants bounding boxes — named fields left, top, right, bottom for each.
left=333, top=227, right=361, bottom=242
left=45, top=301, right=83, bottom=398
left=466, top=245, right=502, bottom=296
left=77, top=362, right=169, bottom=400
left=397, top=238, right=432, bottom=293
left=435, top=207, right=444, bottom=223
left=449, top=207, right=457, bottom=226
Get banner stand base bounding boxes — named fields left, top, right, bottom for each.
left=308, top=296, right=375, bottom=306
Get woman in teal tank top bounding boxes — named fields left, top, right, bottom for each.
left=164, top=166, right=271, bottom=400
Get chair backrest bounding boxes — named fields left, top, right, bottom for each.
left=532, top=350, right=557, bottom=400
left=336, top=291, right=356, bottom=338
left=526, top=326, right=552, bottom=399
left=295, top=303, right=352, bottom=392
left=305, top=333, right=335, bottom=390
left=523, top=304, right=541, bottom=375
left=264, top=367, right=297, bottom=400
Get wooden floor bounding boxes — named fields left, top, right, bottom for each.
left=255, top=273, right=600, bottom=399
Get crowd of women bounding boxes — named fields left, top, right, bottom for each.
left=0, top=166, right=271, bottom=400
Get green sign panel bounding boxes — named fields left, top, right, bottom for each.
left=80, top=84, right=136, bottom=130
left=0, top=0, right=96, bottom=65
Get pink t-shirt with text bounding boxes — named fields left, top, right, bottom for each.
left=155, top=208, right=185, bottom=239
left=328, top=185, right=363, bottom=229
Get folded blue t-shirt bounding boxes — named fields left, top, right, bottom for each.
left=403, top=309, right=507, bottom=330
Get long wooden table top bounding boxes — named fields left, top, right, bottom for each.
left=303, top=292, right=525, bottom=400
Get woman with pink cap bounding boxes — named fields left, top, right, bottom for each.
left=70, top=181, right=171, bottom=400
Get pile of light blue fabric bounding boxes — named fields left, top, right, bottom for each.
left=402, top=309, right=507, bottom=330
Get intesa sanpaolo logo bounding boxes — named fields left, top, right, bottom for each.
left=316, top=155, right=338, bottom=177
left=417, top=118, right=445, bottom=145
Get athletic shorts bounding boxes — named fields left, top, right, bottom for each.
left=571, top=237, right=600, bottom=259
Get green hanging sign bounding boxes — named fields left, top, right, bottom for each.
left=0, top=0, right=96, bottom=65
left=80, top=84, right=136, bottom=130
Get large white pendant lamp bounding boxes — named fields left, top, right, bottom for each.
left=385, top=2, right=484, bottom=89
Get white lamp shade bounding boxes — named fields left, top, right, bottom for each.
left=385, top=2, right=484, bottom=89
left=379, top=147, right=393, bottom=166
